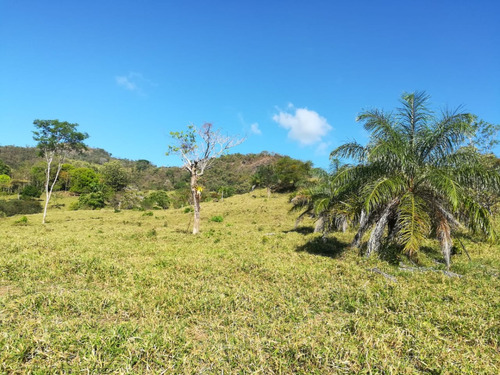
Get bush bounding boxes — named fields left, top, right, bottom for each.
left=109, top=189, right=143, bottom=210
left=21, top=185, right=42, bottom=199
left=13, top=216, right=28, bottom=226
left=142, top=190, right=171, bottom=210
left=210, top=215, right=224, bottom=222
left=0, top=199, right=43, bottom=217
left=77, top=192, right=106, bottom=210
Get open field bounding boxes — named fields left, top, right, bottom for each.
left=1, top=191, right=499, bottom=373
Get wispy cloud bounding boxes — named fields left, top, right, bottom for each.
left=115, top=72, right=156, bottom=95
left=250, top=122, right=262, bottom=135
left=273, top=104, right=332, bottom=145
left=238, top=113, right=262, bottom=136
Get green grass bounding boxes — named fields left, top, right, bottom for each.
left=0, top=191, right=499, bottom=373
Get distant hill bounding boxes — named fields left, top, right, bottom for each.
left=0, top=145, right=286, bottom=194
left=0, top=145, right=114, bottom=170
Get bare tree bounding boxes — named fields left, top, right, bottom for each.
left=167, top=123, right=244, bottom=234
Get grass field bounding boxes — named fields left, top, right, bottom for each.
left=1, top=191, right=499, bottom=373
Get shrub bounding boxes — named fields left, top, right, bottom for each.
left=142, top=190, right=171, bottom=210
left=0, top=199, right=43, bottom=217
left=210, top=215, right=224, bottom=222
left=21, top=185, right=42, bottom=199
left=77, top=192, right=106, bottom=210
left=109, top=189, right=143, bottom=210
left=13, top=216, right=28, bottom=226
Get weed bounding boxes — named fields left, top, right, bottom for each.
left=146, top=228, right=157, bottom=238
left=13, top=216, right=28, bottom=226
left=210, top=215, right=224, bottom=222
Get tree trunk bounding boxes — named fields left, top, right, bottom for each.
left=42, top=154, right=64, bottom=224
left=267, top=186, right=271, bottom=198
left=341, top=217, right=348, bottom=233
left=314, top=216, right=325, bottom=233
left=191, top=172, right=201, bottom=234
left=42, top=155, right=53, bottom=224
left=352, top=209, right=371, bottom=248
left=437, top=219, right=452, bottom=269
left=366, top=199, right=399, bottom=257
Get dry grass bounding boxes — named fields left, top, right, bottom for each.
left=0, top=191, right=499, bottom=373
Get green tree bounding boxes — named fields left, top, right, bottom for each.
left=167, top=123, right=244, bottom=234
left=312, top=92, right=499, bottom=268
left=101, top=161, right=129, bottom=191
left=274, top=157, right=312, bottom=192
left=0, top=174, right=11, bottom=192
left=70, top=167, right=100, bottom=194
left=136, top=159, right=153, bottom=172
left=0, top=160, right=11, bottom=176
left=142, top=190, right=171, bottom=209
left=252, top=164, right=279, bottom=197
left=33, top=119, right=88, bottom=223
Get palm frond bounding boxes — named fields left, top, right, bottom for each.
left=363, top=176, right=405, bottom=213
left=330, top=142, right=366, bottom=162
left=397, top=91, right=432, bottom=141
left=398, top=192, right=430, bottom=256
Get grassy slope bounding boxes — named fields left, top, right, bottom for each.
left=0, top=192, right=499, bottom=374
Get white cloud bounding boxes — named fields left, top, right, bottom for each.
left=250, top=122, right=262, bottom=135
left=115, top=72, right=156, bottom=94
left=273, top=105, right=332, bottom=145
left=115, top=75, right=138, bottom=91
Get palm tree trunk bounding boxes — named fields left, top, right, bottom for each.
left=366, top=199, right=399, bottom=256
left=314, top=216, right=325, bottom=233
left=437, top=219, right=452, bottom=269
left=352, top=210, right=371, bottom=248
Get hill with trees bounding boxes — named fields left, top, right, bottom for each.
left=0, top=145, right=314, bottom=213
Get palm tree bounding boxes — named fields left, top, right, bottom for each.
left=291, top=165, right=361, bottom=235
left=322, top=92, right=498, bottom=268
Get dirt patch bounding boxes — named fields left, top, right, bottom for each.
left=0, top=284, right=21, bottom=297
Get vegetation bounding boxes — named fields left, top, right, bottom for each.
left=0, top=191, right=499, bottom=373
left=0, top=159, right=12, bottom=176
left=0, top=92, right=498, bottom=372
left=0, top=199, right=42, bottom=216
left=252, top=156, right=313, bottom=196
left=167, top=123, right=244, bottom=234
left=32, top=119, right=88, bottom=223
left=295, top=92, right=500, bottom=268
left=20, top=185, right=42, bottom=199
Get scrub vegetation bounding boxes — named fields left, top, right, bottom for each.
left=1, top=191, right=499, bottom=373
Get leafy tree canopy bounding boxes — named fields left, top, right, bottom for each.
left=0, top=160, right=11, bottom=176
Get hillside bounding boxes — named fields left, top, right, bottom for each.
left=0, top=145, right=286, bottom=194
left=1, top=192, right=499, bottom=373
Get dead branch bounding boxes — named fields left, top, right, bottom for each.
left=369, top=268, right=397, bottom=283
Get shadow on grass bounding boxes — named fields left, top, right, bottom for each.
left=377, top=244, right=402, bottom=265
left=296, top=236, right=350, bottom=258
left=284, top=226, right=315, bottom=235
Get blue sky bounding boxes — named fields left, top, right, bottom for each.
left=1, top=0, right=499, bottom=169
